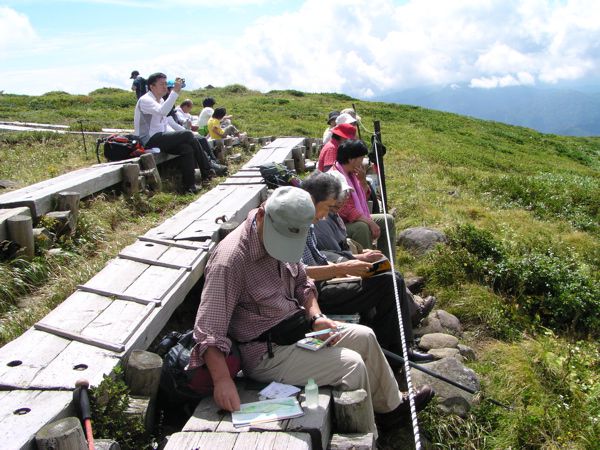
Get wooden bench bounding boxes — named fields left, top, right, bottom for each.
left=0, top=152, right=176, bottom=219
left=0, top=137, right=307, bottom=449
left=182, top=380, right=333, bottom=450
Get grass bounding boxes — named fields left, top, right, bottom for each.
left=1, top=86, right=599, bottom=448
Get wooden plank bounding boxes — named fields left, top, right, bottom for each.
left=124, top=250, right=210, bottom=352
left=215, top=388, right=288, bottom=433
left=119, top=240, right=204, bottom=268
left=0, top=390, right=74, bottom=450
left=163, top=432, right=238, bottom=450
left=34, top=291, right=111, bottom=336
left=81, top=302, right=155, bottom=347
left=144, top=186, right=235, bottom=240
left=124, top=266, right=187, bottom=301
left=288, top=388, right=332, bottom=450
left=118, top=253, right=192, bottom=271
left=76, top=285, right=160, bottom=305
left=28, top=340, right=120, bottom=389
left=0, top=328, right=70, bottom=389
left=137, top=235, right=209, bottom=250
left=84, top=258, right=149, bottom=293
left=220, top=177, right=264, bottom=186
left=0, top=165, right=124, bottom=217
left=34, top=322, right=125, bottom=352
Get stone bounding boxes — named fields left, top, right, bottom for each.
left=436, top=310, right=463, bottom=335
left=397, top=227, right=447, bottom=256
left=418, top=333, right=459, bottom=350
left=415, top=310, right=463, bottom=337
left=458, top=344, right=477, bottom=361
left=0, top=179, right=19, bottom=189
left=428, top=348, right=463, bottom=362
left=412, top=357, right=480, bottom=417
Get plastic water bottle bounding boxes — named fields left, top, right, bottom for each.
left=305, top=378, right=319, bottom=408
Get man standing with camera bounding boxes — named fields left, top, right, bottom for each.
left=134, top=72, right=213, bottom=193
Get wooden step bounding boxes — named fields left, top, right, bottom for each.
left=163, top=431, right=312, bottom=450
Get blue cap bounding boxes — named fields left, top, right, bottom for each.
left=167, top=80, right=175, bottom=88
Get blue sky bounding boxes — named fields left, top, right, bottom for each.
left=1, top=0, right=599, bottom=97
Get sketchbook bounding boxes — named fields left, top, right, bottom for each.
left=231, top=396, right=304, bottom=427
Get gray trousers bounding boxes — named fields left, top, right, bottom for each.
left=345, top=213, right=396, bottom=260
left=246, top=324, right=402, bottom=437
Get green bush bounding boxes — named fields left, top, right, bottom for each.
left=421, top=224, right=600, bottom=336
left=89, top=366, right=152, bottom=450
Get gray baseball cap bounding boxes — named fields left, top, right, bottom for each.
left=263, top=186, right=315, bottom=262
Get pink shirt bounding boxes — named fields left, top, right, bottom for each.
left=188, top=209, right=318, bottom=373
left=317, top=139, right=340, bottom=172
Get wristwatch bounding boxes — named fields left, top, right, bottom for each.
left=310, top=313, right=327, bottom=327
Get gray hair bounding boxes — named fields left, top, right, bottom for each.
left=300, top=171, right=342, bottom=203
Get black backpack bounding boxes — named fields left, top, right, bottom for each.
left=157, top=330, right=241, bottom=406
left=258, top=162, right=301, bottom=189
left=95, top=134, right=146, bottom=163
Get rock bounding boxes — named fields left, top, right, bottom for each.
left=436, top=310, right=463, bottom=335
left=0, top=179, right=19, bottom=189
left=412, top=357, right=480, bottom=417
left=418, top=333, right=459, bottom=350
left=397, top=227, right=447, bottom=256
left=428, top=348, right=463, bottom=362
left=458, top=344, right=477, bottom=361
left=415, top=310, right=463, bottom=337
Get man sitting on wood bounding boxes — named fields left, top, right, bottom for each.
left=300, top=171, right=436, bottom=363
left=188, top=186, right=434, bottom=437
left=134, top=72, right=214, bottom=193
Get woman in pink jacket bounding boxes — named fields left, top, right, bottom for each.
left=328, top=139, right=396, bottom=260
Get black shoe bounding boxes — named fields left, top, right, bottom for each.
left=183, top=185, right=199, bottom=194
left=420, top=296, right=436, bottom=317
left=375, top=385, right=435, bottom=431
left=408, top=348, right=435, bottom=363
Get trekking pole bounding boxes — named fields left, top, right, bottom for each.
left=351, top=103, right=363, bottom=141
left=373, top=121, right=388, bottom=206
left=74, top=379, right=95, bottom=450
left=382, top=349, right=512, bottom=410
left=77, top=119, right=89, bottom=158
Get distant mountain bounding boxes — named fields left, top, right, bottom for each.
left=373, top=85, right=600, bottom=136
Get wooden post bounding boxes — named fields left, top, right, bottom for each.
left=44, top=211, right=74, bottom=237
left=292, top=146, right=306, bottom=173
left=125, top=350, right=162, bottom=433
left=283, top=159, right=295, bottom=171
left=304, top=138, right=314, bottom=160
left=125, top=350, right=162, bottom=398
left=35, top=416, right=87, bottom=450
left=139, top=153, right=162, bottom=192
left=218, top=221, right=239, bottom=241
left=7, top=214, right=34, bottom=259
left=332, top=389, right=372, bottom=434
left=55, top=191, right=80, bottom=232
left=122, top=163, right=140, bottom=196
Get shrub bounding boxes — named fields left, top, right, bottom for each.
left=89, top=366, right=152, bottom=449
left=421, top=224, right=600, bottom=336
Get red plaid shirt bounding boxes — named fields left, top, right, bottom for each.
left=188, top=209, right=318, bottom=373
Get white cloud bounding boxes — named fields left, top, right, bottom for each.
left=2, top=0, right=600, bottom=96
left=0, top=7, right=38, bottom=56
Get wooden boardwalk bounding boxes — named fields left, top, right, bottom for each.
left=0, top=137, right=309, bottom=449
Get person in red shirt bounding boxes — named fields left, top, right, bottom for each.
left=317, top=123, right=357, bottom=172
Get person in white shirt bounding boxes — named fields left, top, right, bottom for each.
left=323, top=110, right=340, bottom=144
left=134, top=73, right=213, bottom=193
left=174, top=99, right=196, bottom=130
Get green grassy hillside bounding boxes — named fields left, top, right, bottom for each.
left=0, top=87, right=598, bottom=449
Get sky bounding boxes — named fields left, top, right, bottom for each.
left=1, top=0, right=600, bottom=98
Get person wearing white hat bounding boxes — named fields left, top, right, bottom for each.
left=189, top=186, right=431, bottom=437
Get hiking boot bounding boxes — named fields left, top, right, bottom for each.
left=408, top=348, right=435, bottom=363
left=375, top=385, right=435, bottom=431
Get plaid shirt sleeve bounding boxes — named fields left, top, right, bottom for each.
left=187, top=260, right=242, bottom=370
